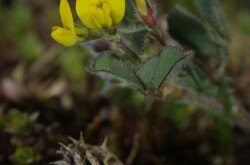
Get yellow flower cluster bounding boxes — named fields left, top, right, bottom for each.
left=51, top=0, right=125, bottom=46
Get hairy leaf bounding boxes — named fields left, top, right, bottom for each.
left=130, top=28, right=148, bottom=55
left=195, top=0, right=229, bottom=40
left=137, top=46, right=193, bottom=89
left=92, top=52, right=140, bottom=85
left=118, top=0, right=149, bottom=55
left=168, top=7, right=218, bottom=55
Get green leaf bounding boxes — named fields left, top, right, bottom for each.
left=111, top=59, right=139, bottom=84
left=90, top=52, right=140, bottom=86
left=92, top=52, right=113, bottom=72
left=137, top=46, right=193, bottom=89
left=119, top=25, right=149, bottom=55
left=118, top=0, right=149, bottom=55
left=168, top=6, right=218, bottom=55
left=137, top=56, right=158, bottom=86
left=130, top=28, right=148, bottom=55
left=195, top=0, right=229, bottom=40
left=90, top=48, right=192, bottom=92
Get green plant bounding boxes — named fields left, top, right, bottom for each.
left=50, top=0, right=250, bottom=163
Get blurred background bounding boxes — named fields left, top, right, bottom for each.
left=0, top=0, right=250, bottom=164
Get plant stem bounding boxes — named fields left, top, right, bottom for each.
left=162, top=83, right=250, bottom=131
left=119, top=37, right=142, bottom=62
left=150, top=27, right=166, bottom=46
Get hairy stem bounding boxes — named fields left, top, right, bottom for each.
left=119, top=37, right=142, bottom=62
left=162, top=83, right=250, bottom=130
left=150, top=27, right=166, bottom=46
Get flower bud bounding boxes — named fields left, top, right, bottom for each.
left=135, top=0, right=148, bottom=16
left=134, top=0, right=156, bottom=27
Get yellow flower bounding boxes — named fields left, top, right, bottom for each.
left=76, top=0, right=125, bottom=29
left=51, top=0, right=78, bottom=46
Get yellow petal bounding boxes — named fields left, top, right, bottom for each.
left=89, top=3, right=112, bottom=28
left=106, top=0, right=125, bottom=25
left=60, top=0, right=74, bottom=31
left=102, top=2, right=112, bottom=27
left=90, top=5, right=106, bottom=28
left=76, top=0, right=99, bottom=29
left=51, top=26, right=77, bottom=46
